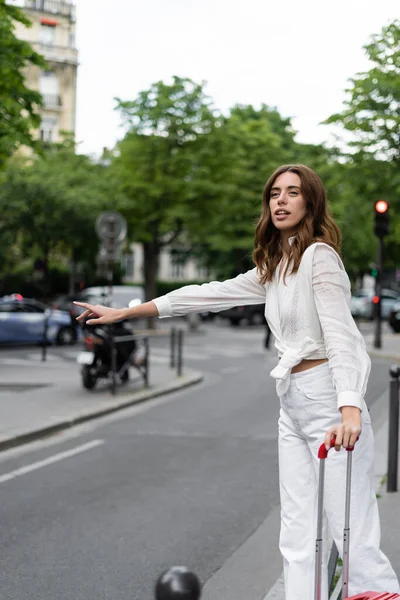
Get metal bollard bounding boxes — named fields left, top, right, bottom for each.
left=155, top=566, right=201, bottom=599
left=387, top=364, right=400, bottom=493
left=177, top=329, right=183, bottom=377
left=144, top=337, right=149, bottom=387
left=110, top=336, right=117, bottom=396
left=170, top=327, right=176, bottom=369
left=41, top=316, right=49, bottom=362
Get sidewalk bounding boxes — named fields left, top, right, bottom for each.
left=371, top=389, right=400, bottom=581
left=364, top=329, right=400, bottom=363
left=0, top=344, right=203, bottom=452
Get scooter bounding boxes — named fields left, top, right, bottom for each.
left=77, top=320, right=138, bottom=390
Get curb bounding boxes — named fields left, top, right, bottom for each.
left=368, top=349, right=400, bottom=363
left=0, top=370, right=204, bottom=453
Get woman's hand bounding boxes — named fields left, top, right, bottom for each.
left=324, top=406, right=362, bottom=451
left=74, top=302, right=125, bottom=325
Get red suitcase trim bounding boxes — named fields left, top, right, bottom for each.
left=315, top=438, right=400, bottom=600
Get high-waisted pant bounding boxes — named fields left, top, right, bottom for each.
left=278, top=363, right=399, bottom=600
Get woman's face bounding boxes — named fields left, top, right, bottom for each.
left=269, top=172, right=307, bottom=233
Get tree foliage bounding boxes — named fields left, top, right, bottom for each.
left=111, top=76, right=218, bottom=299
left=325, top=20, right=400, bottom=161
left=0, top=2, right=46, bottom=169
left=0, top=141, right=110, bottom=292
left=324, top=20, right=400, bottom=268
left=185, top=104, right=301, bottom=277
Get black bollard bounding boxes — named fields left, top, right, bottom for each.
left=387, top=364, right=400, bottom=492
left=155, top=566, right=201, bottom=600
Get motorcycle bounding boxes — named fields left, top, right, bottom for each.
left=77, top=320, right=139, bottom=390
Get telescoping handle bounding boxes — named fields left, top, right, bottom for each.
left=315, top=437, right=356, bottom=600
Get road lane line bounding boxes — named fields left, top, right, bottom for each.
left=0, top=439, right=104, bottom=484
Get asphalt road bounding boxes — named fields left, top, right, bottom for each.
left=0, top=320, right=395, bottom=600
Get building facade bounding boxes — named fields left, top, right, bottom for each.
left=8, top=0, right=78, bottom=144
left=123, top=243, right=211, bottom=284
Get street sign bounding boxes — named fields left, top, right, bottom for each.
left=99, top=245, right=121, bottom=263
left=99, top=238, right=122, bottom=263
left=95, top=211, right=127, bottom=242
left=95, top=211, right=127, bottom=265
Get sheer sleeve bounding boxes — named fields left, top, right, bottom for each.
left=312, top=244, right=371, bottom=411
left=153, top=267, right=266, bottom=318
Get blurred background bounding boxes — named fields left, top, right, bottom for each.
left=1, top=5, right=400, bottom=599
left=1, top=0, right=399, bottom=334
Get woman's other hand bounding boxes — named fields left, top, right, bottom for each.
left=324, top=406, right=362, bottom=451
left=73, top=302, right=125, bottom=325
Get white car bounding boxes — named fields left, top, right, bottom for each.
left=351, top=289, right=399, bottom=320
left=80, top=285, right=145, bottom=309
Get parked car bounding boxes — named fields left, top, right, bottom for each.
left=81, top=285, right=145, bottom=308
left=389, top=300, right=400, bottom=333
left=219, top=303, right=265, bottom=326
left=351, top=289, right=399, bottom=320
left=51, top=293, right=87, bottom=320
left=0, top=295, right=77, bottom=345
left=51, top=285, right=145, bottom=318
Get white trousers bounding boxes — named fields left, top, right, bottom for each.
left=278, top=363, right=399, bottom=600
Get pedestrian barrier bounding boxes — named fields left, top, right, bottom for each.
left=169, top=327, right=184, bottom=377
left=41, top=316, right=48, bottom=361
left=387, top=364, right=400, bottom=493
left=109, top=333, right=149, bottom=396
left=110, top=327, right=185, bottom=395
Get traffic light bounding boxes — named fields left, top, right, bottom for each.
left=374, top=200, right=389, bottom=237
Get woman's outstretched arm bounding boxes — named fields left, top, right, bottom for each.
left=74, top=300, right=159, bottom=325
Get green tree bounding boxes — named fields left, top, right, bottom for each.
left=111, top=76, right=218, bottom=301
left=325, top=20, right=400, bottom=160
left=0, top=1, right=46, bottom=169
left=0, top=141, right=110, bottom=294
left=324, top=20, right=400, bottom=267
left=187, top=105, right=311, bottom=277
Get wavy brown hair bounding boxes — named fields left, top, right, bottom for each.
left=253, top=164, right=341, bottom=283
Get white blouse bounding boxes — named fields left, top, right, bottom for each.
left=153, top=242, right=371, bottom=412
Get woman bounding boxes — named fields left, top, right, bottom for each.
left=74, top=165, right=399, bottom=599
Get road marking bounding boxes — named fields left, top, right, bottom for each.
left=0, top=439, right=104, bottom=484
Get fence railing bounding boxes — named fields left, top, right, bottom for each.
left=109, top=327, right=184, bottom=395
left=24, top=0, right=76, bottom=20
left=43, top=93, right=62, bottom=109
left=109, top=334, right=149, bottom=396
left=33, top=42, right=78, bottom=65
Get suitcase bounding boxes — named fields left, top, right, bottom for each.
left=315, top=438, right=400, bottom=600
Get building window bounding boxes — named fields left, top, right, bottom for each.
left=40, top=71, right=58, bottom=95
left=40, top=117, right=58, bottom=143
left=169, top=249, right=187, bottom=280
left=123, top=253, right=135, bottom=278
left=171, top=262, right=184, bottom=279
left=196, top=266, right=209, bottom=280
left=39, top=23, right=56, bottom=45
left=39, top=71, right=60, bottom=109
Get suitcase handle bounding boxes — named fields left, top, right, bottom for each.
left=315, top=435, right=357, bottom=600
left=318, top=435, right=358, bottom=459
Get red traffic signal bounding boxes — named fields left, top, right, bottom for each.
left=375, top=200, right=388, bottom=214
left=374, top=200, right=389, bottom=237
left=372, top=295, right=379, bottom=305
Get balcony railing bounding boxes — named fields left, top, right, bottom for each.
left=23, top=0, right=76, bottom=21
left=33, top=42, right=78, bottom=65
left=42, top=94, right=62, bottom=109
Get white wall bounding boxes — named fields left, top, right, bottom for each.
left=123, top=243, right=211, bottom=284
